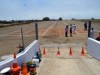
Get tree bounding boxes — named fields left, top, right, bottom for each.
left=72, top=18, right=76, bottom=20
left=59, top=17, right=62, bottom=20
left=43, top=17, right=50, bottom=21
left=91, top=17, right=95, bottom=20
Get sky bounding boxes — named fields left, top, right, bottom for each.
left=0, top=0, right=100, bottom=20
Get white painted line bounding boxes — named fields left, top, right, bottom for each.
left=42, top=21, right=57, bottom=36
left=0, top=25, right=33, bottom=37
left=0, top=30, right=20, bottom=37
left=76, top=31, right=80, bottom=34
left=62, top=21, right=68, bottom=25
left=0, top=22, right=58, bottom=37
left=0, top=34, right=42, bottom=37
left=23, top=30, right=33, bottom=35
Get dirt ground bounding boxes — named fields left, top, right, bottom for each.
left=37, top=21, right=100, bottom=75
left=37, top=44, right=100, bottom=75
left=0, top=20, right=100, bottom=75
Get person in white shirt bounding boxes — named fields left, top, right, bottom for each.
left=73, top=24, right=76, bottom=34
left=90, top=28, right=94, bottom=38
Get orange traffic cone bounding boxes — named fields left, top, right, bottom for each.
left=43, top=47, right=46, bottom=55
left=21, top=63, right=30, bottom=75
left=11, top=53, right=21, bottom=75
left=81, top=47, right=85, bottom=56
left=56, top=47, right=60, bottom=55
left=69, top=47, right=72, bottom=56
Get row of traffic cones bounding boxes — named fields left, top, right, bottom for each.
left=42, top=47, right=85, bottom=56
left=69, top=47, right=85, bottom=56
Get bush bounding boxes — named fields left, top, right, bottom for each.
left=43, top=17, right=50, bottom=21
left=59, top=17, right=62, bottom=20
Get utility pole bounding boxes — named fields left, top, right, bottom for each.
left=21, top=28, right=25, bottom=49
left=88, top=21, right=91, bottom=37
left=35, top=23, right=38, bottom=40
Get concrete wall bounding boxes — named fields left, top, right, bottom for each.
left=0, top=40, right=39, bottom=70
left=87, top=38, right=100, bottom=60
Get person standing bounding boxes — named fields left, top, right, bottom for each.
left=65, top=25, right=69, bottom=37
left=84, top=22, right=87, bottom=31
left=90, top=28, right=94, bottom=38
left=73, top=24, right=76, bottom=34
left=70, top=24, right=73, bottom=37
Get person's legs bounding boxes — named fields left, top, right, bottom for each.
left=70, top=31, right=72, bottom=37
left=65, top=31, right=67, bottom=37
left=73, top=29, right=75, bottom=34
left=66, top=31, right=68, bottom=37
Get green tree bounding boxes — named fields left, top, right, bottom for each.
left=43, top=17, right=50, bottom=21
left=91, top=17, right=95, bottom=20
left=59, top=17, right=62, bottom=20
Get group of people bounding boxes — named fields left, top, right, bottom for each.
left=65, top=22, right=100, bottom=41
left=65, top=24, right=76, bottom=37
left=84, top=21, right=100, bottom=41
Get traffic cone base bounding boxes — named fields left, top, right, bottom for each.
left=81, top=47, right=85, bottom=56
left=13, top=63, right=17, bottom=68
left=56, top=50, right=60, bottom=55
left=20, top=73, right=30, bottom=75
left=43, top=48, right=46, bottom=55
left=11, top=66, right=21, bottom=74
left=69, top=47, right=72, bottom=56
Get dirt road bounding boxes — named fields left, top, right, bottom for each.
left=37, top=43, right=100, bottom=75
left=0, top=20, right=100, bottom=75
left=37, top=21, right=100, bottom=75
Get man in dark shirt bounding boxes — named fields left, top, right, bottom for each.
left=84, top=22, right=87, bottom=31
left=70, top=24, right=73, bottom=37
left=65, top=25, right=69, bottom=37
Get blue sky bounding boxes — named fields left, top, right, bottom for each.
left=0, top=0, right=100, bottom=20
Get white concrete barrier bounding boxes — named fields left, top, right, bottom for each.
left=87, top=38, right=100, bottom=60
left=0, top=40, right=39, bottom=70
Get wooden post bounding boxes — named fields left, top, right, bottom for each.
left=21, top=28, right=25, bottom=49
left=35, top=23, right=38, bottom=40
left=88, top=21, right=91, bottom=37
